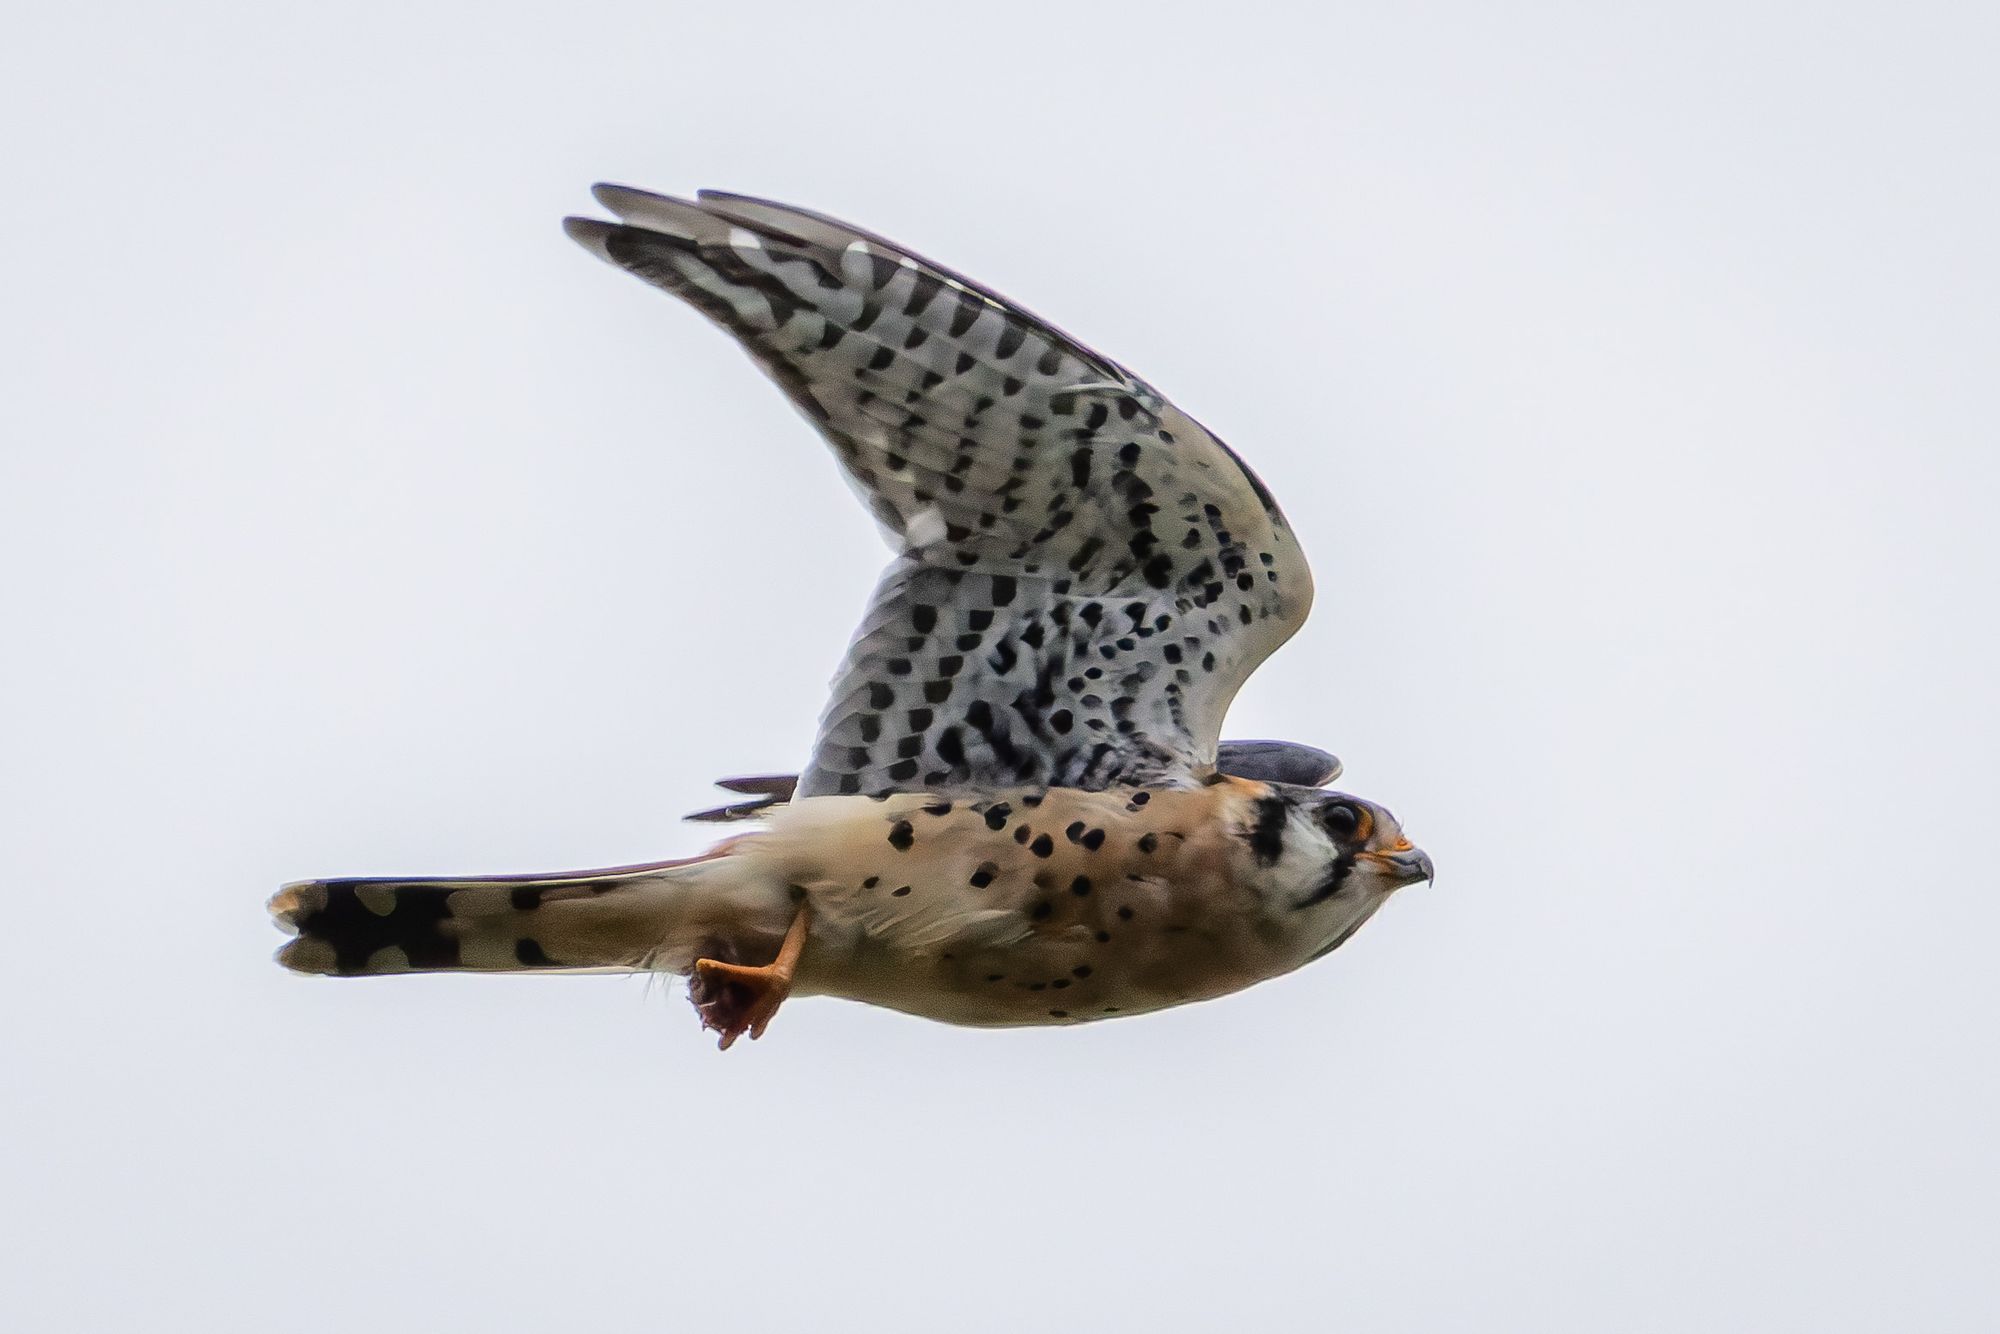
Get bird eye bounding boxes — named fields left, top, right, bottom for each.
left=1320, top=803, right=1361, bottom=838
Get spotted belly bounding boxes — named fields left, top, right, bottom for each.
left=748, top=783, right=1292, bottom=1026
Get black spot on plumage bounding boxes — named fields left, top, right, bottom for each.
left=514, top=938, right=552, bottom=967
left=923, top=800, right=953, bottom=816
left=1137, top=832, right=1159, bottom=854
left=892, top=885, right=912, bottom=897
left=1070, top=447, right=1092, bottom=489
left=888, top=820, right=915, bottom=851
left=1247, top=796, right=1289, bottom=865
left=910, top=604, right=938, bottom=633
left=983, top=802, right=1011, bottom=830
left=1037, top=347, right=1062, bottom=376
left=903, top=270, right=943, bottom=316
left=867, top=345, right=897, bottom=372
left=996, top=319, right=1028, bottom=359
left=949, top=290, right=983, bottom=336
left=862, top=876, right=880, bottom=889
left=1070, top=876, right=1093, bottom=897
left=1031, top=900, right=1053, bottom=921
left=924, top=680, right=953, bottom=704
left=868, top=682, right=894, bottom=709
left=299, top=881, right=459, bottom=975
left=510, top=885, right=542, bottom=912
left=1014, top=825, right=1032, bottom=844
left=935, top=726, right=965, bottom=767
left=970, top=862, right=999, bottom=888
left=1066, top=821, right=1086, bottom=842
left=990, top=575, right=1017, bottom=606
left=1080, top=828, right=1106, bottom=852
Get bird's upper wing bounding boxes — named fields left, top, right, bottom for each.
left=567, top=186, right=1314, bottom=797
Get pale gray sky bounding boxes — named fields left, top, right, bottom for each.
left=5, top=2, right=1997, bottom=1330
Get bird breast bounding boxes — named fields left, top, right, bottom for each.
left=737, top=781, right=1319, bottom=1025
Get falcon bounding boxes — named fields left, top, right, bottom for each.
left=269, top=185, right=1434, bottom=1048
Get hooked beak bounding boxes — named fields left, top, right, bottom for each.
left=1360, top=846, right=1435, bottom=888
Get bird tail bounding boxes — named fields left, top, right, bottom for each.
left=268, top=843, right=767, bottom=977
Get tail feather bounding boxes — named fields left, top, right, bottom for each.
left=269, top=856, right=723, bottom=978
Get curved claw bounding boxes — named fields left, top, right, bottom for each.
left=686, top=904, right=811, bottom=1051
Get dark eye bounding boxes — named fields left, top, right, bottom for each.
left=1320, top=803, right=1360, bottom=838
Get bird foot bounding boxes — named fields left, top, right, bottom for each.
left=688, top=905, right=810, bottom=1051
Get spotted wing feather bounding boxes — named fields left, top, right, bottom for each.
left=566, top=187, right=1314, bottom=796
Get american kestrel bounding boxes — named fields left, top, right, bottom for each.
left=270, top=185, right=1434, bottom=1048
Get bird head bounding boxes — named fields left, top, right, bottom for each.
left=1292, top=790, right=1434, bottom=911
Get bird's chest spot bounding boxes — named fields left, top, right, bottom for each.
left=810, top=787, right=1272, bottom=1024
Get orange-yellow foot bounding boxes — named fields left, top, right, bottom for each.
left=689, top=905, right=810, bottom=1051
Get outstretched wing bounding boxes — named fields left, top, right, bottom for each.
left=566, top=186, right=1313, bottom=797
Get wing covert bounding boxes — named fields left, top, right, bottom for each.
left=566, top=186, right=1315, bottom=796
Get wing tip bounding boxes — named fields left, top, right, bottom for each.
left=562, top=214, right=617, bottom=259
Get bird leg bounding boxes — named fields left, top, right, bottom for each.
left=689, top=903, right=811, bottom=1051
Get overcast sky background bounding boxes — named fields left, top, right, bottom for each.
left=5, top=2, right=1997, bottom=1329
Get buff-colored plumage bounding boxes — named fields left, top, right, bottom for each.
left=269, top=186, right=1434, bottom=1048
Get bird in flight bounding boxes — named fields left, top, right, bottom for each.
left=269, top=185, right=1434, bottom=1048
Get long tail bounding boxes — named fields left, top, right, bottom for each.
left=269, top=848, right=750, bottom=977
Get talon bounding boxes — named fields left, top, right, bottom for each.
left=688, top=904, right=810, bottom=1050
